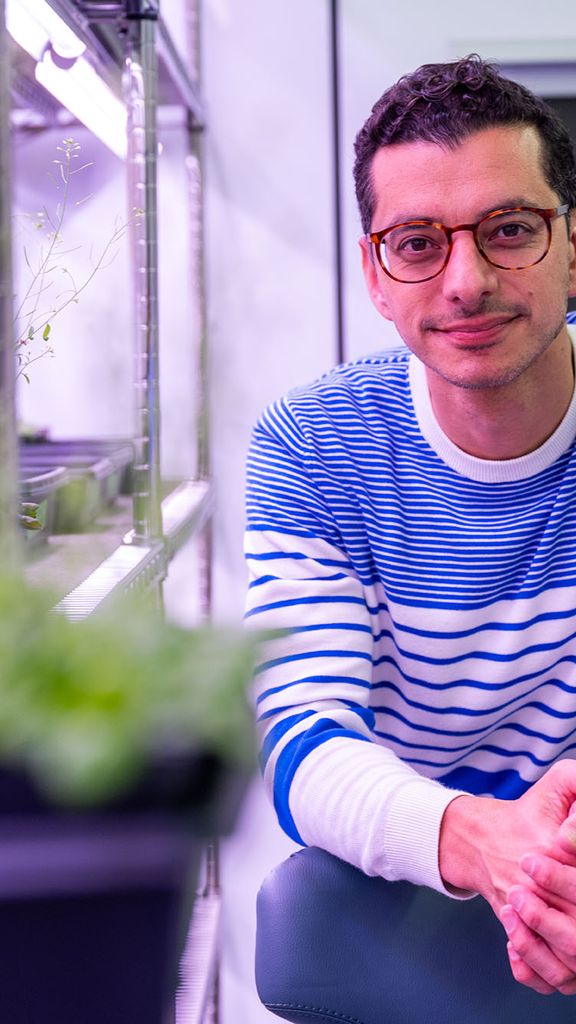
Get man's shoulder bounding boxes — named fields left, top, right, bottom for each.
left=254, top=345, right=413, bottom=448
left=286, top=344, right=411, bottom=406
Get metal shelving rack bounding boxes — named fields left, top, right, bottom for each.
left=3, top=0, right=212, bottom=617
left=1, top=3, right=220, bottom=1021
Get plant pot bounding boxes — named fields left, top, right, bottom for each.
left=0, top=752, right=249, bottom=1024
left=0, top=580, right=260, bottom=1023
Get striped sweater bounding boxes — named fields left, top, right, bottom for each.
left=245, top=328, right=576, bottom=895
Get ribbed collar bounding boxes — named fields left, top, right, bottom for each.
left=409, top=330, right=576, bottom=483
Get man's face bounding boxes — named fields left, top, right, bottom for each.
left=360, top=124, right=576, bottom=392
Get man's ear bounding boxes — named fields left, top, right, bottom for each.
left=568, top=210, right=576, bottom=298
left=359, top=236, right=394, bottom=321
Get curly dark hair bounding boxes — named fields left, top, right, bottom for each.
left=353, top=54, right=576, bottom=234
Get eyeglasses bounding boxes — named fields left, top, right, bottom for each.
left=368, top=205, right=569, bottom=284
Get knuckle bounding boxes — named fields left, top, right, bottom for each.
left=554, top=759, right=574, bottom=781
left=524, top=903, right=543, bottom=930
left=537, top=861, right=553, bottom=887
left=510, top=933, right=531, bottom=958
left=509, top=957, right=530, bottom=985
left=527, top=976, right=555, bottom=996
left=545, top=761, right=564, bottom=782
left=549, top=966, right=575, bottom=990
left=541, top=954, right=576, bottom=990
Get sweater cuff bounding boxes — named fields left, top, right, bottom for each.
left=379, top=777, right=475, bottom=899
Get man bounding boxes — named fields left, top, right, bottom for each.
left=245, top=55, right=576, bottom=997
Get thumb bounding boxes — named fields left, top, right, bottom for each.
left=555, top=812, right=576, bottom=858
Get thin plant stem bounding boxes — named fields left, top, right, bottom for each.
left=14, top=139, right=138, bottom=382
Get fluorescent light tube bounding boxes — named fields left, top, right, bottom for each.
left=6, top=0, right=85, bottom=61
left=35, top=48, right=127, bottom=159
left=7, top=0, right=127, bottom=160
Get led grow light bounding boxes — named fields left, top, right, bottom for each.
left=6, top=0, right=85, bottom=61
left=6, top=0, right=127, bottom=159
left=36, top=49, right=127, bottom=158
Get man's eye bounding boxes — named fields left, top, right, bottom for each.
left=492, top=222, right=530, bottom=239
left=486, top=220, right=539, bottom=244
left=398, top=236, right=439, bottom=253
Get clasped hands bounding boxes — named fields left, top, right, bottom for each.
left=499, top=785, right=576, bottom=996
left=439, top=760, right=576, bottom=996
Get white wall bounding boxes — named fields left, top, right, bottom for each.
left=200, top=7, right=337, bottom=1020
left=202, top=0, right=336, bottom=620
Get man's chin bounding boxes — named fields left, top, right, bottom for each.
left=426, top=355, right=534, bottom=392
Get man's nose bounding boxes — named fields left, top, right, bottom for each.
left=441, top=230, right=499, bottom=304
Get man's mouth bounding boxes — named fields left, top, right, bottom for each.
left=427, top=313, right=522, bottom=342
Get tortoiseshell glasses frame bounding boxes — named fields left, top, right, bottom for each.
left=367, top=205, right=570, bottom=284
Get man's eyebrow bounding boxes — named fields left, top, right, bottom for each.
left=376, top=198, right=544, bottom=229
left=472, top=198, right=546, bottom=220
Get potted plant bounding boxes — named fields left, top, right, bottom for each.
left=0, top=574, right=260, bottom=1024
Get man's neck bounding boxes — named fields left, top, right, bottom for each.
left=425, top=333, right=575, bottom=461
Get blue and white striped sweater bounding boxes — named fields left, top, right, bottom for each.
left=245, top=335, right=576, bottom=893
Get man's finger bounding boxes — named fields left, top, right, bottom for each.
left=500, top=903, right=576, bottom=993
left=508, top=885, right=576, bottom=962
left=506, top=944, right=556, bottom=996
left=522, top=853, right=576, bottom=904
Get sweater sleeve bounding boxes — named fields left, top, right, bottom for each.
left=245, top=398, right=469, bottom=897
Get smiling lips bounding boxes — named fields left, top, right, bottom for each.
left=431, top=314, right=520, bottom=341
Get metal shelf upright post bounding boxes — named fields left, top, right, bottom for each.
left=0, top=0, right=20, bottom=570
left=124, top=0, right=163, bottom=548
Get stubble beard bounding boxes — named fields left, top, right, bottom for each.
left=420, top=304, right=569, bottom=392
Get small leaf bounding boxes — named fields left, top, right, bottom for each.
left=27, top=326, right=34, bottom=340
left=42, top=323, right=51, bottom=341
left=19, top=516, right=43, bottom=531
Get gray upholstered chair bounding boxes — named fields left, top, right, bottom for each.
left=255, top=846, right=576, bottom=1023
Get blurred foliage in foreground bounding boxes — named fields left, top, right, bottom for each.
left=0, top=577, right=261, bottom=807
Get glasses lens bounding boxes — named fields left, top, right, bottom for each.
left=380, top=223, right=447, bottom=282
left=478, top=210, right=549, bottom=269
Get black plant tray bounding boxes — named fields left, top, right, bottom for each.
left=21, top=436, right=133, bottom=491
left=20, top=440, right=134, bottom=532
left=19, top=452, right=113, bottom=532
left=21, top=438, right=135, bottom=496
